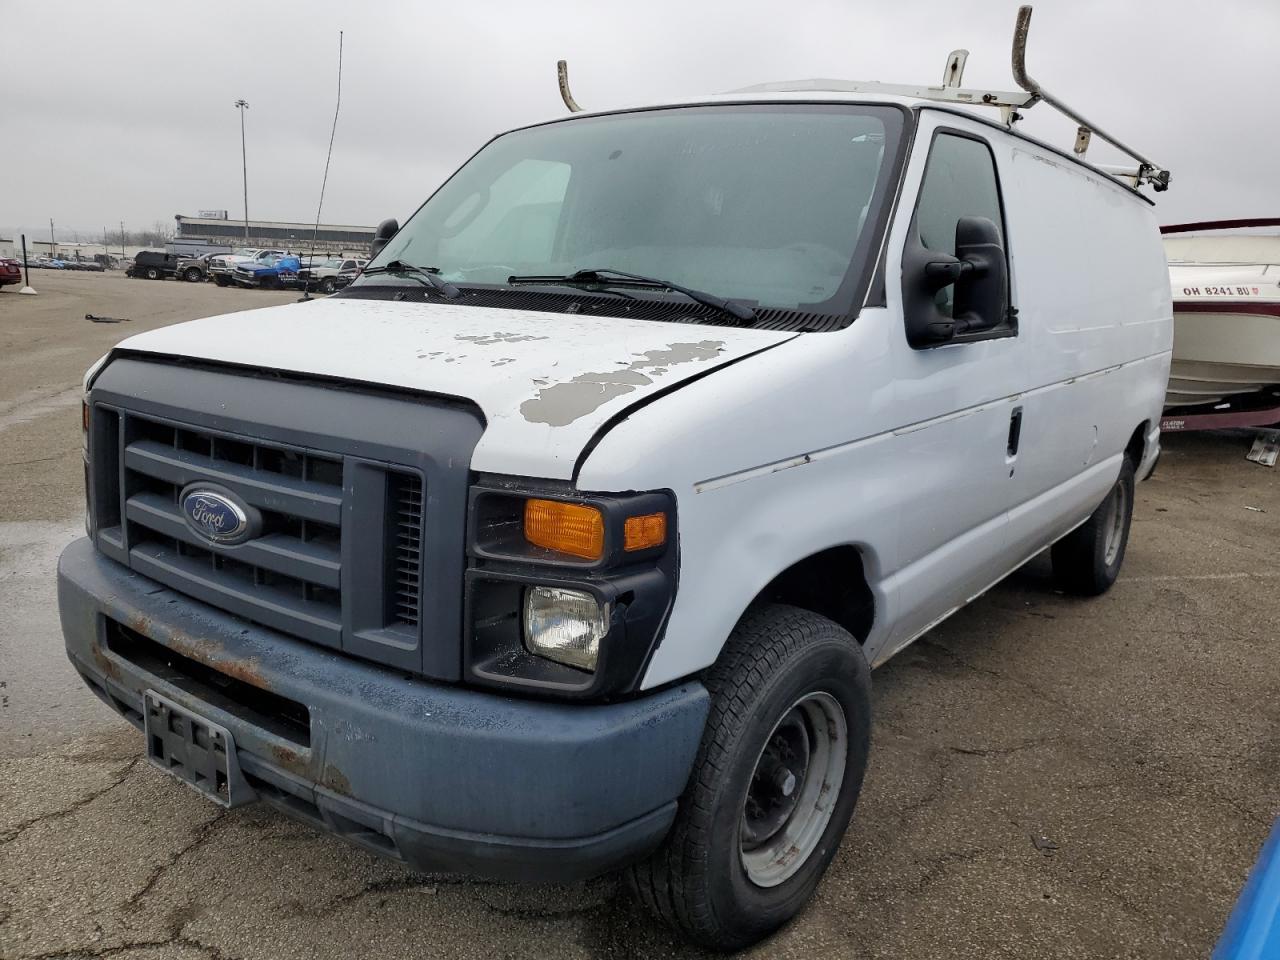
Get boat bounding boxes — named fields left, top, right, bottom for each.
left=1162, top=218, right=1280, bottom=408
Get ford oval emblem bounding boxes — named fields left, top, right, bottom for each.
left=180, top=487, right=254, bottom=545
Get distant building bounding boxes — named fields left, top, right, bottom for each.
left=175, top=214, right=376, bottom=255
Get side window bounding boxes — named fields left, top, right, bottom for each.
left=912, top=133, right=1008, bottom=322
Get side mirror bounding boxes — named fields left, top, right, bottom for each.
left=952, top=216, right=1007, bottom=335
left=370, top=218, right=399, bottom=258
left=902, top=215, right=1007, bottom=348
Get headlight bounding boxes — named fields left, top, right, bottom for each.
left=467, top=484, right=676, bottom=698
left=523, top=586, right=610, bottom=672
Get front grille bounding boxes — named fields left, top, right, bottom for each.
left=120, top=415, right=347, bottom=647
left=390, top=472, right=423, bottom=626
left=87, top=357, right=485, bottom=681
left=92, top=408, right=426, bottom=661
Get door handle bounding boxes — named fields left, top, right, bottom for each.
left=1007, top=406, right=1024, bottom=458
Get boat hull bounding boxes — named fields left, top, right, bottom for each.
left=1167, top=304, right=1280, bottom=406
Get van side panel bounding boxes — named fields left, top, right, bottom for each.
left=997, top=144, right=1173, bottom=559
left=579, top=110, right=1173, bottom=690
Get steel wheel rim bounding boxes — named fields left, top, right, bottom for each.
left=1103, top=479, right=1127, bottom=567
left=739, top=691, right=847, bottom=888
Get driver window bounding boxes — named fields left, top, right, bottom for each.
left=913, top=134, right=1006, bottom=318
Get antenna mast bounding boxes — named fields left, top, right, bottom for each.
left=303, top=30, right=345, bottom=300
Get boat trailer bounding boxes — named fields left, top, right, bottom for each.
left=1161, top=394, right=1280, bottom=467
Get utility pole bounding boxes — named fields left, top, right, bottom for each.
left=120, top=221, right=126, bottom=260
left=49, top=218, right=55, bottom=258
left=235, top=99, right=250, bottom=242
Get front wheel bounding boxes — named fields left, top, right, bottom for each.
left=184, top=267, right=202, bottom=282
left=214, top=275, right=230, bottom=287
left=1051, top=457, right=1135, bottom=596
left=319, top=277, right=336, bottom=294
left=628, top=605, right=871, bottom=951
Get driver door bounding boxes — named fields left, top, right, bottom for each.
left=883, top=119, right=1024, bottom=652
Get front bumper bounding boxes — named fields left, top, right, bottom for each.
left=58, top=538, right=709, bottom=881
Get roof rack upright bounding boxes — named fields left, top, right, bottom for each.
left=1009, top=6, right=1170, bottom=192
left=556, top=5, right=1170, bottom=193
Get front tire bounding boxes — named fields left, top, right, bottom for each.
left=319, top=277, right=336, bottom=294
left=1051, top=457, right=1135, bottom=596
left=184, top=267, right=202, bottom=282
left=628, top=604, right=871, bottom=951
left=214, top=275, right=230, bottom=287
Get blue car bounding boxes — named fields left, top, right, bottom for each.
left=1214, top=819, right=1280, bottom=959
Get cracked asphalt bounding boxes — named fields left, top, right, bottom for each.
left=2, top=272, right=1278, bottom=959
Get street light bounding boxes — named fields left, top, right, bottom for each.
left=234, top=99, right=250, bottom=242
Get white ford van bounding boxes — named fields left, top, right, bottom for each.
left=59, top=10, right=1173, bottom=950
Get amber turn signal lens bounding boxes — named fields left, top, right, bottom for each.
left=82, top=401, right=89, bottom=432
left=624, top=512, right=667, bottom=552
left=524, top=499, right=605, bottom=560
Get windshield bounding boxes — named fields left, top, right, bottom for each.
left=363, top=104, right=903, bottom=319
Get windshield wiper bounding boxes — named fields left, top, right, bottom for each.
left=361, top=260, right=460, bottom=298
left=507, top=267, right=756, bottom=324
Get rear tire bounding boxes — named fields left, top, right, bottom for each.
left=1051, top=457, right=1135, bottom=596
left=144, top=267, right=160, bottom=280
left=627, top=604, right=871, bottom=951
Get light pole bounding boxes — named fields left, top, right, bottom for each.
left=234, top=99, right=250, bottom=242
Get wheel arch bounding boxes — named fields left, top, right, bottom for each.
left=747, top=545, right=875, bottom=646
left=1125, top=419, right=1150, bottom=466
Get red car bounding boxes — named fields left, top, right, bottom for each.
left=0, top=258, right=22, bottom=288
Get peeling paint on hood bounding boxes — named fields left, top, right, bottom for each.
left=520, top=340, right=726, bottom=427
left=115, top=297, right=797, bottom=479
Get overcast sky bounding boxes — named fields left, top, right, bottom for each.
left=4, top=0, right=1277, bottom=243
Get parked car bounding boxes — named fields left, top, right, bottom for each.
left=289, top=256, right=367, bottom=293
left=177, top=253, right=215, bottom=283
left=208, top=248, right=286, bottom=286
left=232, top=253, right=301, bottom=289
left=0, top=258, right=22, bottom=288
left=62, top=15, right=1174, bottom=952
left=127, top=251, right=186, bottom=280
left=31, top=257, right=66, bottom=269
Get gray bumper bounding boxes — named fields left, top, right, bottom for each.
left=58, top=538, right=708, bottom=881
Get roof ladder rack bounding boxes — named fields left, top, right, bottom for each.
left=555, top=5, right=1170, bottom=193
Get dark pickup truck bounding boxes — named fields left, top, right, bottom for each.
left=127, top=251, right=185, bottom=280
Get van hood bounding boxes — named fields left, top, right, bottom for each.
left=115, top=296, right=796, bottom=479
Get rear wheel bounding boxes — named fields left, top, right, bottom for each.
left=1051, top=457, right=1135, bottom=595
left=628, top=604, right=871, bottom=951
left=144, top=267, right=160, bottom=280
